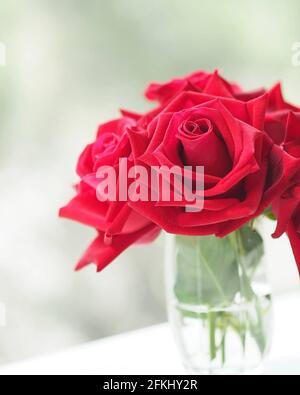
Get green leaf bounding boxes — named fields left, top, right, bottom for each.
left=173, top=229, right=268, bottom=360
left=238, top=226, right=264, bottom=274
left=264, top=207, right=276, bottom=221
left=174, top=235, right=240, bottom=307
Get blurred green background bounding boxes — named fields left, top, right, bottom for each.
left=0, top=0, right=299, bottom=364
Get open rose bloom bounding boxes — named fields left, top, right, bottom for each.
left=60, top=70, right=300, bottom=275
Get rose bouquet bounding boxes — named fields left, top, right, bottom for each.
left=60, top=70, right=300, bottom=374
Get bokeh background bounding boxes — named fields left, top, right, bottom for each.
left=0, top=0, right=299, bottom=365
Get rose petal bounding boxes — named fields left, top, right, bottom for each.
left=76, top=224, right=160, bottom=272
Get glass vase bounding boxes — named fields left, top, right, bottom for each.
left=165, top=224, right=273, bottom=375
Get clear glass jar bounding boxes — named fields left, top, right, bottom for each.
left=165, top=224, right=273, bottom=375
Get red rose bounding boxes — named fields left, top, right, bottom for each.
left=60, top=117, right=160, bottom=272
left=121, top=71, right=265, bottom=135
left=60, top=70, right=300, bottom=275
left=272, top=112, right=300, bottom=273
left=135, top=71, right=266, bottom=135
left=128, top=91, right=286, bottom=238
left=265, top=84, right=300, bottom=144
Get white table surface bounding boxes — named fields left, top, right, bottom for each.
left=0, top=292, right=299, bottom=375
